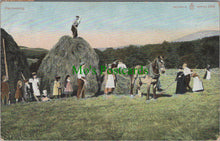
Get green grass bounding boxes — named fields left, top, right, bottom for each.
left=1, top=69, right=219, bottom=140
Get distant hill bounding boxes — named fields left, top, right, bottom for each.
left=173, top=30, right=220, bottom=42
left=95, top=45, right=141, bottom=51
left=20, top=46, right=49, bottom=59
left=95, top=48, right=108, bottom=51
left=19, top=46, right=49, bottom=72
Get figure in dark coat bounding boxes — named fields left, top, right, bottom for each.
left=175, top=68, right=187, bottom=94
left=24, top=80, right=32, bottom=102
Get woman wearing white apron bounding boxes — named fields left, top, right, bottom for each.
left=192, top=71, right=204, bottom=92
left=206, top=70, right=211, bottom=80
left=104, top=64, right=115, bottom=95
left=29, top=72, right=41, bottom=101
left=203, top=65, right=211, bottom=80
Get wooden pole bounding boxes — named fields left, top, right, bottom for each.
left=2, top=38, right=10, bottom=104
left=21, top=72, right=25, bottom=80
left=2, top=38, right=8, bottom=79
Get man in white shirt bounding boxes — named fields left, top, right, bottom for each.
left=183, top=63, right=192, bottom=91
left=71, top=16, right=81, bottom=38
left=77, top=62, right=86, bottom=99
left=117, top=61, right=127, bottom=69
left=77, top=67, right=85, bottom=80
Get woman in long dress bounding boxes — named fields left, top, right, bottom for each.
left=29, top=72, right=41, bottom=101
left=203, top=65, right=211, bottom=80
left=104, top=64, right=115, bottom=95
left=64, top=75, right=73, bottom=98
left=192, top=71, right=204, bottom=92
left=175, top=67, right=187, bottom=94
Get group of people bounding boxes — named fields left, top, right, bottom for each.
left=1, top=72, right=41, bottom=105
left=69, top=16, right=209, bottom=97
left=1, top=57, right=211, bottom=105
left=175, top=63, right=211, bottom=94
left=1, top=72, right=50, bottom=105
left=1, top=62, right=87, bottom=105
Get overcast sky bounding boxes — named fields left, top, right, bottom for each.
left=1, top=2, right=219, bottom=49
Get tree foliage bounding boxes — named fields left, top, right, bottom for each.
left=95, top=36, right=219, bottom=69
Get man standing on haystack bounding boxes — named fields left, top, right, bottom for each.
left=71, top=16, right=81, bottom=38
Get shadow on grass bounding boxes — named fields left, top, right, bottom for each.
left=142, top=93, right=173, bottom=99
left=93, top=90, right=104, bottom=97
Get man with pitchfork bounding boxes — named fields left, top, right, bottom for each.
left=71, top=16, right=81, bottom=38
left=77, top=62, right=87, bottom=99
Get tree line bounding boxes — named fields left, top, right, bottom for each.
left=95, top=36, right=219, bottom=69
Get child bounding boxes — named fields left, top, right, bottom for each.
left=15, top=80, right=23, bottom=103
left=41, top=90, right=50, bottom=102
left=53, top=76, right=61, bottom=98
left=64, top=75, right=73, bottom=98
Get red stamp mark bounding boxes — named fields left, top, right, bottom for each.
left=5, top=7, right=25, bottom=10
left=173, top=3, right=216, bottom=10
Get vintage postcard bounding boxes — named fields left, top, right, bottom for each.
left=1, top=1, right=219, bottom=140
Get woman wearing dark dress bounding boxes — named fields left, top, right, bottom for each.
left=175, top=67, right=187, bottom=94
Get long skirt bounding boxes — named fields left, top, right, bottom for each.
left=193, top=77, right=204, bottom=92
left=15, top=86, right=22, bottom=99
left=176, top=77, right=187, bottom=94
left=105, top=75, right=115, bottom=88
left=64, top=82, right=73, bottom=94
left=206, top=70, right=211, bottom=80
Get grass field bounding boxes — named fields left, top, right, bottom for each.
left=1, top=69, right=219, bottom=140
